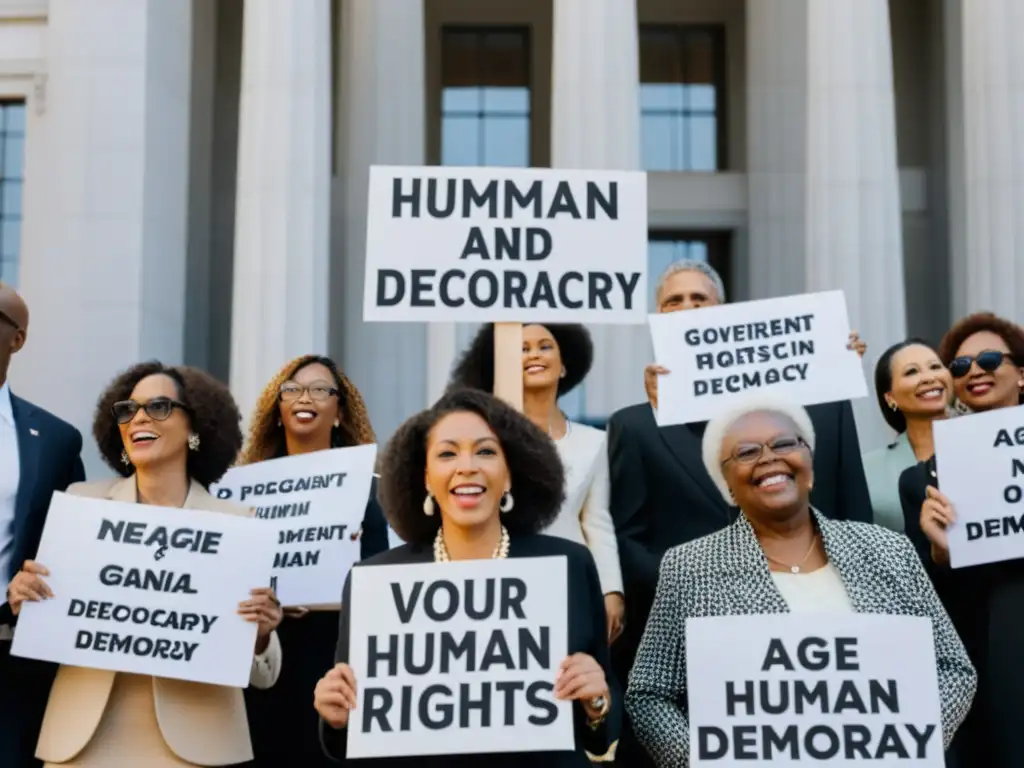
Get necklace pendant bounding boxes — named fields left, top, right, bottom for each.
left=790, top=565, right=800, bottom=574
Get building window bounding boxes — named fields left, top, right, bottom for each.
left=648, top=231, right=731, bottom=310
left=440, top=27, right=531, bottom=167
left=639, top=25, right=725, bottom=172
left=0, top=101, right=25, bottom=287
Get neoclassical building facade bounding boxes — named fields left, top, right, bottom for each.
left=0, top=0, right=1020, bottom=475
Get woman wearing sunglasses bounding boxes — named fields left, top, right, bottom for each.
left=5, top=361, right=283, bottom=767
left=240, top=354, right=388, bottom=767
left=626, top=395, right=975, bottom=766
left=897, top=313, right=1024, bottom=768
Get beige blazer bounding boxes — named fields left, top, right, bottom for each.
left=35, top=475, right=282, bottom=766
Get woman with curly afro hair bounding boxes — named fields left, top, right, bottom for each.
left=239, top=354, right=388, bottom=767
left=7, top=361, right=282, bottom=767
left=897, top=312, right=1024, bottom=768
left=314, top=388, right=617, bottom=766
left=449, top=323, right=625, bottom=643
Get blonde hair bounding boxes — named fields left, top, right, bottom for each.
left=240, top=354, right=376, bottom=465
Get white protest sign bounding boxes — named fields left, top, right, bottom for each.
left=363, top=165, right=648, bottom=324
left=687, top=613, right=943, bottom=767
left=933, top=404, right=1024, bottom=568
left=347, top=556, right=573, bottom=759
left=210, top=444, right=377, bottom=607
left=648, top=291, right=868, bottom=426
left=10, top=492, right=275, bottom=688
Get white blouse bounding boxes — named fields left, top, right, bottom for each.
left=770, top=562, right=855, bottom=613
left=546, top=421, right=624, bottom=596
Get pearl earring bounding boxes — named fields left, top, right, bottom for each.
left=500, top=491, right=514, bottom=513
left=422, top=494, right=435, bottom=516
left=187, top=433, right=200, bottom=451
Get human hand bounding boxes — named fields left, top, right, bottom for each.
left=604, top=593, right=625, bottom=644
left=315, top=662, right=358, bottom=729
left=644, top=365, right=670, bottom=409
left=239, top=587, right=283, bottom=651
left=555, top=652, right=609, bottom=719
left=921, top=486, right=954, bottom=561
left=847, top=331, right=867, bottom=359
left=6, top=561, right=52, bottom=616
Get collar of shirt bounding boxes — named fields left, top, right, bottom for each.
left=0, top=381, right=13, bottom=428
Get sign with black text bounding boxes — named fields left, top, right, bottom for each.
left=648, top=291, right=867, bottom=425
left=10, top=493, right=275, bottom=688
left=363, top=165, right=648, bottom=324
left=933, top=404, right=1024, bottom=568
left=686, top=613, right=943, bottom=766
left=346, top=556, right=573, bottom=758
left=210, top=444, right=377, bottom=606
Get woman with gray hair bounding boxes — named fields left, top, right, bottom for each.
left=624, top=395, right=976, bottom=767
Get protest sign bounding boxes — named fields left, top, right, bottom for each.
left=648, top=291, right=868, bottom=425
left=210, top=444, right=377, bottom=606
left=10, top=492, right=275, bottom=688
left=933, top=404, right=1024, bottom=568
left=363, top=165, right=648, bottom=325
left=346, top=556, right=573, bottom=759
left=687, top=613, right=943, bottom=766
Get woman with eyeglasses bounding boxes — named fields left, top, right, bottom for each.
left=5, top=361, right=282, bottom=767
left=240, top=355, right=388, bottom=767
left=861, top=338, right=954, bottom=532
left=626, top=395, right=976, bottom=767
left=898, top=313, right=1024, bottom=768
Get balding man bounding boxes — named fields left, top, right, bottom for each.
left=608, top=261, right=872, bottom=767
left=0, top=284, right=84, bottom=767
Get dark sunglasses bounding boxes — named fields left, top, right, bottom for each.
left=949, top=350, right=1015, bottom=379
left=722, top=436, right=808, bottom=467
left=112, top=397, right=190, bottom=425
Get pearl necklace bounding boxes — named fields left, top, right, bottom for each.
left=433, top=525, right=510, bottom=562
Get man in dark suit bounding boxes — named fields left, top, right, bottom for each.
left=608, top=261, right=872, bottom=766
left=0, top=284, right=85, bottom=767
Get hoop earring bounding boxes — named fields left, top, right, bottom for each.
left=187, top=434, right=200, bottom=451
left=120, top=450, right=131, bottom=466
left=500, top=491, right=514, bottom=513
left=422, top=495, right=435, bottom=516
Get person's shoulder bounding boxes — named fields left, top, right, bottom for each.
left=821, top=516, right=913, bottom=554
left=661, top=524, right=733, bottom=571
left=607, top=402, right=655, bottom=432
left=357, top=543, right=426, bottom=567
left=66, top=478, right=119, bottom=499
left=898, top=459, right=929, bottom=493
left=198, top=494, right=251, bottom=517
left=11, top=395, right=82, bottom=441
left=513, top=532, right=593, bottom=564
left=568, top=420, right=604, bottom=440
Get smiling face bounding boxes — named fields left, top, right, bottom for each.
left=657, top=269, right=721, bottom=313
left=719, top=411, right=813, bottom=521
left=887, top=343, right=952, bottom=418
left=424, top=410, right=510, bottom=531
left=952, top=331, right=1023, bottom=412
left=522, top=324, right=563, bottom=392
left=277, top=362, right=340, bottom=442
left=118, top=374, right=191, bottom=471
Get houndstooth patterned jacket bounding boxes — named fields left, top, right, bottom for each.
left=624, top=509, right=977, bottom=767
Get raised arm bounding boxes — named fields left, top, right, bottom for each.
left=625, top=548, right=691, bottom=766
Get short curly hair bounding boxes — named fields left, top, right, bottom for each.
left=938, top=312, right=1024, bottom=405
left=449, top=323, right=593, bottom=396
left=240, top=355, right=376, bottom=465
left=378, top=388, right=566, bottom=546
left=93, top=361, right=243, bottom=488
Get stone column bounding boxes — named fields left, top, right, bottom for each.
left=229, top=0, right=331, bottom=421
left=14, top=0, right=192, bottom=477
left=945, top=0, right=1024, bottom=320
left=550, top=0, right=647, bottom=419
left=335, top=0, right=427, bottom=440
left=747, top=0, right=906, bottom=451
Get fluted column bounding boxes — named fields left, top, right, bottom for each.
left=747, top=0, right=906, bottom=451
left=335, top=0, right=426, bottom=440
left=14, top=0, right=192, bottom=477
left=551, top=0, right=646, bottom=419
left=229, top=0, right=331, bottom=421
left=946, top=0, right=1024, bottom=319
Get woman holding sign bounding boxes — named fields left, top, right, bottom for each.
left=626, top=394, right=976, bottom=767
left=901, top=313, right=1024, bottom=768
left=6, top=361, right=283, bottom=767
left=450, top=323, right=625, bottom=643
left=240, top=354, right=388, bottom=767
left=314, top=388, right=616, bottom=766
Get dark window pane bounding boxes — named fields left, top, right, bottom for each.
left=638, top=26, right=724, bottom=172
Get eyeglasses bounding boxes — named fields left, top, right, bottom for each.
left=949, top=350, right=1015, bottom=379
left=112, top=397, right=190, bottom=425
left=279, top=382, right=339, bottom=403
left=721, top=436, right=808, bottom=467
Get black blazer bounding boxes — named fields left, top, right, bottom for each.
left=360, top=477, right=389, bottom=559
left=320, top=533, right=617, bottom=767
left=0, top=395, right=84, bottom=623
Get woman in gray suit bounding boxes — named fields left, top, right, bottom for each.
left=624, top=395, right=976, bottom=768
